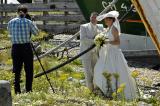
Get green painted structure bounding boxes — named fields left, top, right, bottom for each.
left=17, top=0, right=32, bottom=3
left=75, top=0, right=146, bottom=36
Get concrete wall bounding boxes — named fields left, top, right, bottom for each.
left=120, top=33, right=156, bottom=50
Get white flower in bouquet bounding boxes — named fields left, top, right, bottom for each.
left=94, top=33, right=107, bottom=47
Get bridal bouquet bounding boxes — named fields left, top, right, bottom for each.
left=94, top=33, right=107, bottom=47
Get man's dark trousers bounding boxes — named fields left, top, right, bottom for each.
left=11, top=43, right=33, bottom=94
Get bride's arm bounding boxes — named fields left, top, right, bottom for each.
left=106, top=26, right=120, bottom=45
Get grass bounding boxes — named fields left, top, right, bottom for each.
left=0, top=30, right=160, bottom=105
left=0, top=53, right=159, bottom=106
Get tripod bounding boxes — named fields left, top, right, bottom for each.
left=30, top=43, right=55, bottom=93
left=25, top=13, right=55, bottom=93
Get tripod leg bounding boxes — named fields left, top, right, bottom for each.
left=30, top=43, right=55, bottom=93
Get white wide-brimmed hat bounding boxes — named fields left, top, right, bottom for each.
left=96, top=11, right=121, bottom=34
left=96, top=11, right=119, bottom=21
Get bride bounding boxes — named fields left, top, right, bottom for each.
left=93, top=11, right=137, bottom=100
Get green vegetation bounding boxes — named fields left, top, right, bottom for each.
left=0, top=31, right=160, bottom=105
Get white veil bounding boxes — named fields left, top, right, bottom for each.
left=96, top=11, right=121, bottom=34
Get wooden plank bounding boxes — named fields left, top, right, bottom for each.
left=34, top=0, right=75, bottom=3
left=0, top=24, right=80, bottom=34
left=0, top=23, right=80, bottom=29
left=0, top=2, right=80, bottom=12
left=3, top=2, right=79, bottom=8
left=0, top=16, right=12, bottom=21
left=0, top=0, right=3, bottom=25
left=38, top=24, right=80, bottom=30
left=46, top=27, right=79, bottom=34
left=0, top=15, right=85, bottom=22
left=34, top=14, right=85, bottom=21
left=43, top=0, right=48, bottom=26
left=39, top=24, right=80, bottom=34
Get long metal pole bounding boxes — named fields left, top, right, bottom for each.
left=30, top=43, right=55, bottom=93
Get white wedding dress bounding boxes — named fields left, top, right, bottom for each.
left=94, top=26, right=137, bottom=100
